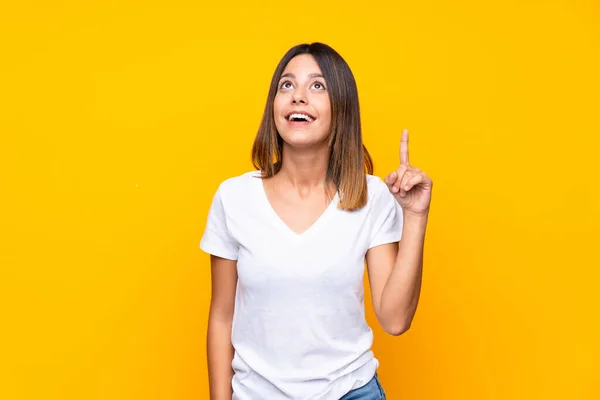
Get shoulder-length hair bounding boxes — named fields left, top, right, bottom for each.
left=251, top=42, right=373, bottom=211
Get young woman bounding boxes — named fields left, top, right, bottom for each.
left=200, top=42, right=433, bottom=400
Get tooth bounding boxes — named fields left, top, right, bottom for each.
left=288, top=113, right=313, bottom=122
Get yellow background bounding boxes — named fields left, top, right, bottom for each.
left=1, top=1, right=599, bottom=399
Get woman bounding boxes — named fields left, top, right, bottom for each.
left=200, top=42, right=433, bottom=400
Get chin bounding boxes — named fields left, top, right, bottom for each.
left=280, top=132, right=329, bottom=149
left=281, top=134, right=314, bottom=147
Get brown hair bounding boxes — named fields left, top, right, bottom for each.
left=251, top=42, right=373, bottom=211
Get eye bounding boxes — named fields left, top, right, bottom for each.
left=279, top=80, right=293, bottom=89
left=312, top=81, right=326, bottom=90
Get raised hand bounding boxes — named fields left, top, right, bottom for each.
left=384, top=129, right=433, bottom=217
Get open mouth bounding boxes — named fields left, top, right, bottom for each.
left=286, top=112, right=316, bottom=123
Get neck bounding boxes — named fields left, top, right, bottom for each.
left=276, top=142, right=330, bottom=192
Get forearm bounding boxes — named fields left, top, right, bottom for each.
left=207, top=315, right=234, bottom=400
left=380, top=212, right=428, bottom=333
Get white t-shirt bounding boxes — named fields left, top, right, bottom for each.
left=200, top=170, right=403, bottom=400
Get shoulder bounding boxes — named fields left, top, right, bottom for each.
left=365, top=173, right=399, bottom=211
left=365, top=174, right=388, bottom=200
left=211, top=170, right=262, bottom=213
left=215, top=170, right=261, bottom=197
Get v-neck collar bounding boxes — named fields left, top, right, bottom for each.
left=253, top=171, right=339, bottom=240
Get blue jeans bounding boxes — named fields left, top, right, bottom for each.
left=339, top=374, right=386, bottom=399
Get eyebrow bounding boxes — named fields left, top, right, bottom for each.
left=280, top=72, right=324, bottom=80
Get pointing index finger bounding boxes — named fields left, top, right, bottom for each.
left=400, top=128, right=409, bottom=165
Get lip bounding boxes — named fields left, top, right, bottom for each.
left=284, top=110, right=317, bottom=121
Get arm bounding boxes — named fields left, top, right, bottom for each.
left=207, top=255, right=238, bottom=399
left=366, top=212, right=428, bottom=336
left=366, top=128, right=432, bottom=336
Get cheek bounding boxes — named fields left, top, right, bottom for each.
left=273, top=97, right=285, bottom=127
left=319, top=103, right=332, bottom=127
left=273, top=95, right=283, bottom=114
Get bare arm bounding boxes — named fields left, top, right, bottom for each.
left=366, top=212, right=427, bottom=336
left=207, top=255, right=238, bottom=399
left=366, top=129, right=432, bottom=336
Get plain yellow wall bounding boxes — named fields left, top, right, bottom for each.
left=1, top=1, right=599, bottom=399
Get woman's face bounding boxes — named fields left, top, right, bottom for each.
left=273, top=54, right=332, bottom=149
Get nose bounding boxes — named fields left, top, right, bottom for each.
left=291, top=88, right=307, bottom=104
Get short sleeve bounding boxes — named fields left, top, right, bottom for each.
left=199, top=184, right=239, bottom=260
left=368, top=180, right=404, bottom=249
